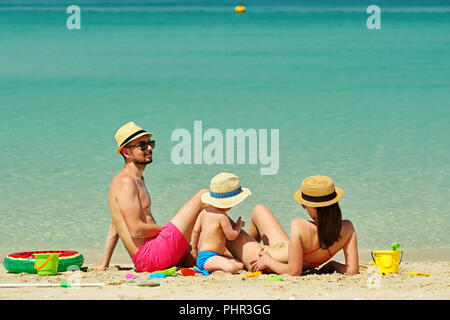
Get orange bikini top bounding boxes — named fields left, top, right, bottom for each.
left=304, top=247, right=334, bottom=267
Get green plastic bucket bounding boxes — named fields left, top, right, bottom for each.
left=34, top=253, right=59, bottom=276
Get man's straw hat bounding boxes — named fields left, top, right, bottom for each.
left=115, top=121, right=152, bottom=154
left=293, top=175, right=344, bottom=207
left=201, top=172, right=252, bottom=209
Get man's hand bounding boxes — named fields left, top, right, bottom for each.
left=130, top=225, right=163, bottom=239
left=191, top=248, right=199, bottom=259
left=89, top=263, right=108, bottom=271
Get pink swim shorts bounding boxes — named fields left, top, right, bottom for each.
left=132, top=222, right=190, bottom=273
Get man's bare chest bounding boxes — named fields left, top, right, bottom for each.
left=136, top=181, right=151, bottom=213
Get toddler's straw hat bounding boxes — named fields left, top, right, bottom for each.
left=115, top=121, right=152, bottom=154
left=293, top=175, right=344, bottom=207
left=201, top=172, right=252, bottom=209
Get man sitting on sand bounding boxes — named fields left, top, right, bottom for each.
left=191, top=172, right=250, bottom=274
left=93, top=121, right=208, bottom=272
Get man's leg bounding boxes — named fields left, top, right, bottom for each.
left=170, top=188, right=209, bottom=243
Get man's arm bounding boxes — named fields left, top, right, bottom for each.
left=91, top=222, right=119, bottom=270
left=146, top=210, right=156, bottom=224
left=117, top=176, right=163, bottom=239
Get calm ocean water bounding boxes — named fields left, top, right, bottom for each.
left=0, top=1, right=449, bottom=259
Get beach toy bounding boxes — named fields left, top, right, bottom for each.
left=127, top=280, right=160, bottom=287
left=180, top=268, right=197, bottom=276
left=391, top=242, right=400, bottom=251
left=149, top=272, right=166, bottom=279
left=194, top=267, right=209, bottom=276
left=371, top=250, right=403, bottom=275
left=265, top=276, right=284, bottom=282
left=125, top=274, right=139, bottom=279
left=0, top=282, right=104, bottom=288
left=3, top=250, right=84, bottom=274
left=158, top=266, right=177, bottom=276
left=246, top=271, right=262, bottom=278
left=406, top=272, right=430, bottom=277
left=34, top=253, right=59, bottom=276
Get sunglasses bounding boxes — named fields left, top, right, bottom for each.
left=125, top=139, right=155, bottom=151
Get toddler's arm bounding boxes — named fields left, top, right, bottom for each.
left=190, top=211, right=204, bottom=258
left=220, top=216, right=244, bottom=241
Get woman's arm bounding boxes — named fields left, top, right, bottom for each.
left=320, top=220, right=359, bottom=275
left=341, top=221, right=359, bottom=274
left=251, top=219, right=305, bottom=276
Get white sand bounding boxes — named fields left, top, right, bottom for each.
left=1, top=252, right=448, bottom=300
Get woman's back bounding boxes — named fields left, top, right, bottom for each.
left=294, top=218, right=355, bottom=268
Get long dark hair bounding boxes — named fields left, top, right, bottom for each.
left=316, top=202, right=342, bottom=249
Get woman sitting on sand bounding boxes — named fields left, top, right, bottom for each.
left=226, top=175, right=359, bottom=275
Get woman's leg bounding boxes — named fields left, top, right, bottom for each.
left=226, top=204, right=289, bottom=270
left=247, top=204, right=289, bottom=245
left=225, top=223, right=261, bottom=271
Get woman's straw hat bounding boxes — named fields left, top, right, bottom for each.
left=115, top=121, right=152, bottom=154
left=293, top=175, right=344, bottom=207
left=201, top=172, right=252, bottom=209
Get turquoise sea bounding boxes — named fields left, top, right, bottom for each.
left=0, top=0, right=449, bottom=261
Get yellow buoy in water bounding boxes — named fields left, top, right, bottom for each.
left=235, top=5, right=246, bottom=13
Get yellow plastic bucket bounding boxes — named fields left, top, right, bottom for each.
left=34, top=253, right=59, bottom=276
left=371, top=250, right=403, bottom=275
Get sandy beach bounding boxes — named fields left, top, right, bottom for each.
left=1, top=250, right=448, bottom=300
